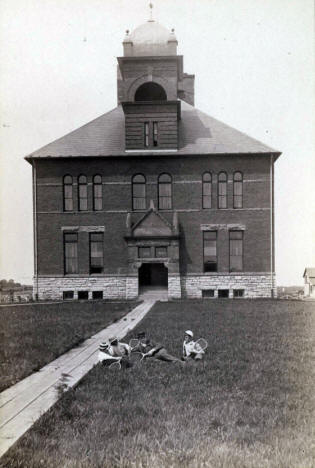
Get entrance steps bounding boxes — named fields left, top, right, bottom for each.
left=138, top=287, right=168, bottom=301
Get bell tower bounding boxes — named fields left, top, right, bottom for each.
left=117, top=6, right=194, bottom=151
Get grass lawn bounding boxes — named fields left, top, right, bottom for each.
left=1, top=300, right=315, bottom=468
left=0, top=301, right=136, bottom=392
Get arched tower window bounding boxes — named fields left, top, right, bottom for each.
left=93, top=175, right=102, bottom=211
left=158, top=173, right=172, bottom=210
left=202, top=172, right=212, bottom=209
left=233, top=172, right=243, bottom=208
left=218, top=172, right=227, bottom=209
left=63, top=175, right=73, bottom=211
left=135, top=82, right=167, bottom=101
left=78, top=175, right=88, bottom=211
left=132, top=174, right=146, bottom=210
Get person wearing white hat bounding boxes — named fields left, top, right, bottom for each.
left=98, top=342, right=121, bottom=366
left=182, top=330, right=204, bottom=361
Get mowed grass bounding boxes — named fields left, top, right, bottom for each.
left=0, top=301, right=136, bottom=392
left=1, top=300, right=315, bottom=468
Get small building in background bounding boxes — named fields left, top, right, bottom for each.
left=303, top=268, right=315, bottom=298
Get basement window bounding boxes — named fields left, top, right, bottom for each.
left=63, top=291, right=74, bottom=300
left=202, top=289, right=215, bottom=298
left=218, top=289, right=229, bottom=298
left=92, top=291, right=103, bottom=300
left=233, top=289, right=244, bottom=298
left=78, top=291, right=89, bottom=300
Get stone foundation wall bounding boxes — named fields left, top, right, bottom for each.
left=168, top=275, right=181, bottom=299
left=181, top=274, right=276, bottom=298
left=35, top=277, right=128, bottom=300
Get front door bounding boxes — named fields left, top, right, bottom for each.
left=139, top=263, right=168, bottom=288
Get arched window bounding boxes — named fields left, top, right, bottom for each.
left=158, top=173, right=172, bottom=210
left=93, top=175, right=102, bottom=211
left=135, top=82, right=167, bottom=101
left=233, top=172, right=243, bottom=208
left=202, top=172, right=212, bottom=209
left=63, top=175, right=73, bottom=211
left=78, top=175, right=88, bottom=211
left=218, top=172, right=227, bottom=209
left=132, top=174, right=146, bottom=210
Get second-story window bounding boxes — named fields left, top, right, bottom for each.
left=144, top=122, right=149, bottom=147
left=93, top=175, right=102, bottom=211
left=63, top=175, right=73, bottom=211
left=132, top=174, right=146, bottom=210
left=78, top=175, right=88, bottom=211
left=158, top=173, right=172, bottom=210
left=202, top=172, right=212, bottom=209
left=153, top=122, right=158, bottom=147
left=233, top=171, right=243, bottom=208
left=218, top=172, right=227, bottom=209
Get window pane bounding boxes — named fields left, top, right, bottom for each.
left=78, top=175, right=87, bottom=184
left=230, top=231, right=243, bottom=240
left=203, top=172, right=211, bottom=182
left=218, top=173, right=227, bottom=182
left=230, top=256, right=242, bottom=272
left=90, top=233, right=103, bottom=242
left=203, top=195, right=211, bottom=209
left=155, top=246, right=168, bottom=257
left=218, top=182, right=227, bottom=195
left=159, top=197, right=171, bottom=209
left=79, top=185, right=87, bottom=198
left=133, top=184, right=145, bottom=197
left=94, top=198, right=102, bottom=211
left=218, top=195, right=227, bottom=209
left=133, top=198, right=146, bottom=210
left=203, top=231, right=216, bottom=240
left=234, top=172, right=242, bottom=181
left=203, top=182, right=211, bottom=196
left=94, top=185, right=102, bottom=198
left=65, top=233, right=77, bottom=242
left=65, top=199, right=73, bottom=211
left=79, top=199, right=88, bottom=211
left=159, top=183, right=171, bottom=196
left=234, top=181, right=242, bottom=196
left=133, top=174, right=145, bottom=183
left=230, top=239, right=242, bottom=256
left=64, top=186, right=72, bottom=198
left=159, top=174, right=171, bottom=183
left=139, top=247, right=151, bottom=258
left=93, top=175, right=102, bottom=183
left=64, top=175, right=72, bottom=184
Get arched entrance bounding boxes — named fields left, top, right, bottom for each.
left=139, top=263, right=168, bottom=289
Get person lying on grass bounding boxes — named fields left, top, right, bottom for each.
left=182, top=330, right=205, bottom=361
left=98, top=342, right=122, bottom=367
left=133, top=332, right=182, bottom=363
left=98, top=339, right=132, bottom=368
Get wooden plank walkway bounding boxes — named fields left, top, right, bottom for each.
left=0, top=300, right=155, bottom=458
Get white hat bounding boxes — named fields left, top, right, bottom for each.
left=184, top=330, right=193, bottom=337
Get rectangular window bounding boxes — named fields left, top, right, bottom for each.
left=153, top=122, right=158, bottom=147
left=144, top=122, right=149, bottom=148
left=63, top=291, right=74, bottom=300
left=155, top=246, right=168, bottom=258
left=78, top=291, right=89, bottom=300
left=158, top=183, right=172, bottom=209
left=64, top=185, right=73, bottom=211
left=79, top=185, right=88, bottom=211
left=92, top=291, right=103, bottom=300
left=89, top=233, right=104, bottom=274
left=202, top=289, right=215, bottom=298
left=233, top=289, right=244, bottom=298
left=64, top=233, right=78, bottom=274
left=203, top=182, right=212, bottom=209
left=133, top=183, right=146, bottom=210
left=229, top=231, right=243, bottom=272
left=138, top=247, right=151, bottom=258
left=203, top=231, right=217, bottom=272
left=93, top=185, right=102, bottom=211
left=218, top=289, right=229, bottom=298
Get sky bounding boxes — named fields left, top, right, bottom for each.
left=0, top=0, right=314, bottom=286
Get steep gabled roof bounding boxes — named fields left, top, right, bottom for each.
left=26, top=100, right=280, bottom=161
left=303, top=268, right=315, bottom=278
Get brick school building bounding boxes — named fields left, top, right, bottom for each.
left=26, top=18, right=281, bottom=301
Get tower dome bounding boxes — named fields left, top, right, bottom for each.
left=123, top=20, right=177, bottom=56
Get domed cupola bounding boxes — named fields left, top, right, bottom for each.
left=123, top=20, right=177, bottom=57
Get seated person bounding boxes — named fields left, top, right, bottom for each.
left=182, top=330, right=204, bottom=361
left=98, top=342, right=121, bottom=367
left=137, top=332, right=181, bottom=363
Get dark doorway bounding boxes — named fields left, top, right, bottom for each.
left=139, top=263, right=168, bottom=288
left=135, top=82, right=167, bottom=101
